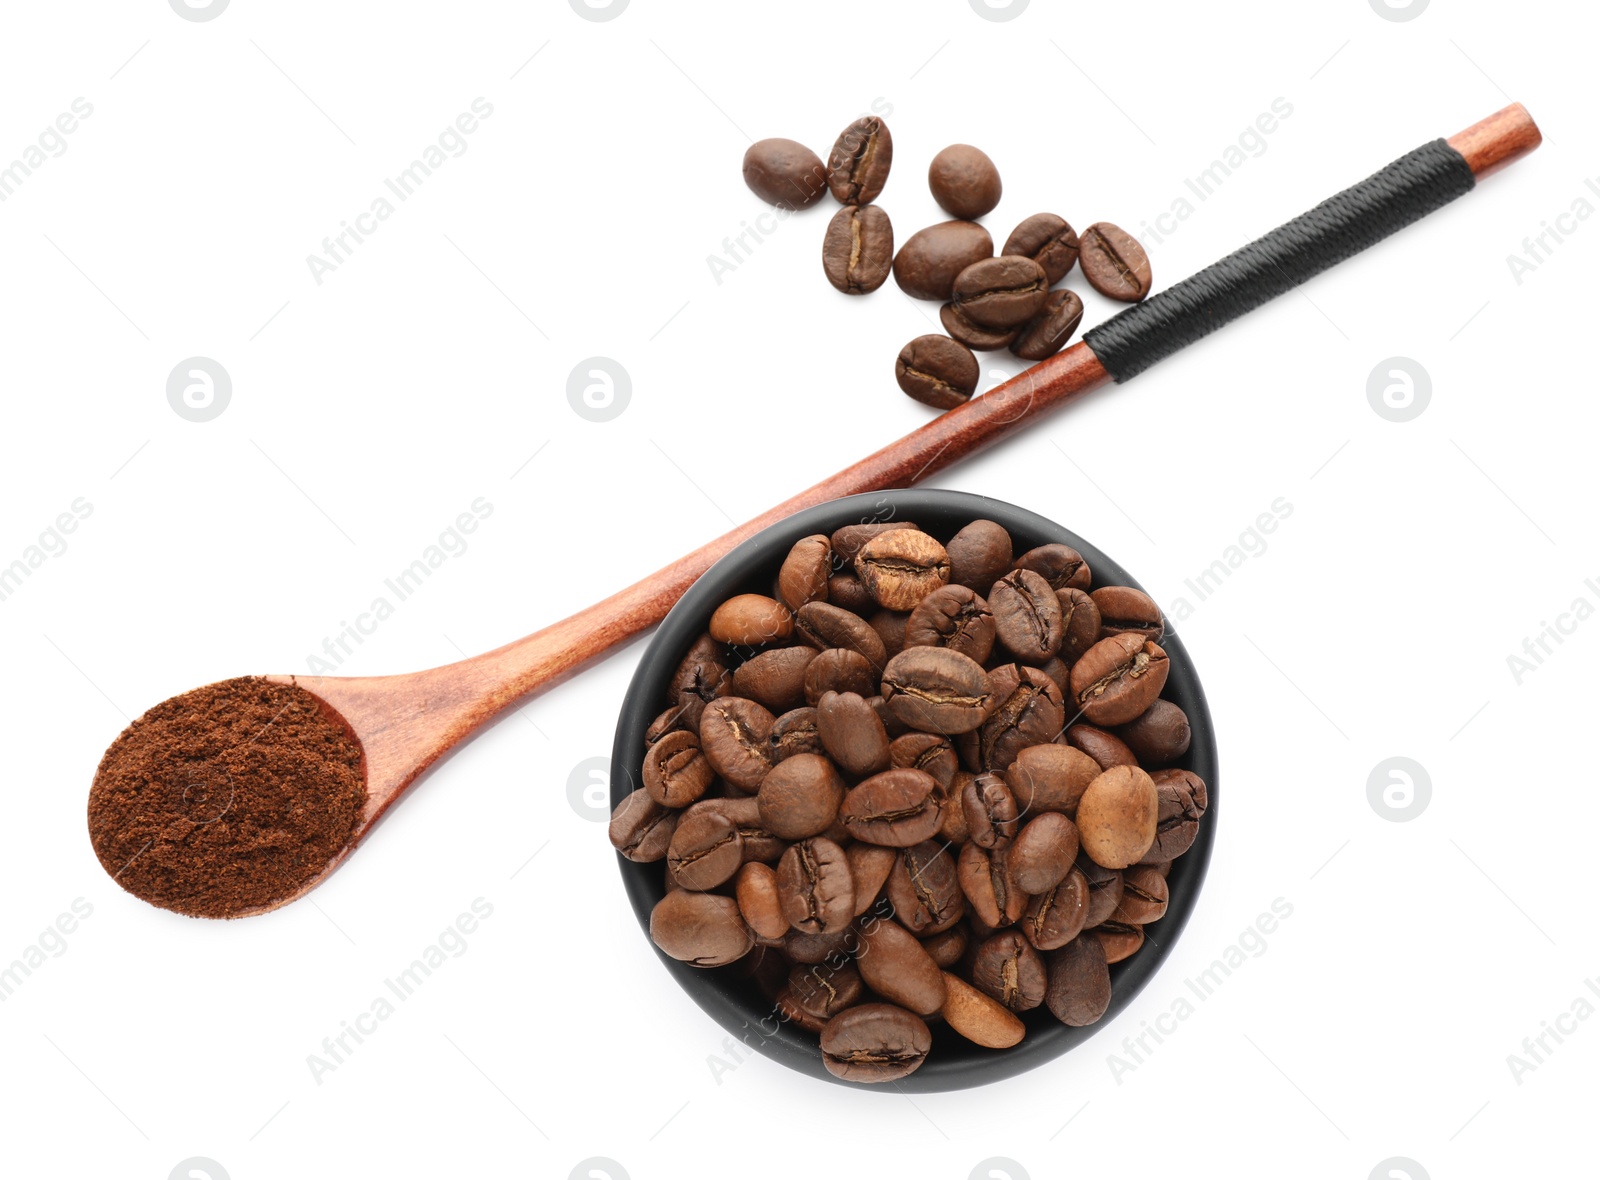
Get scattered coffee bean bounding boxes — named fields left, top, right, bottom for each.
left=927, top=144, right=1002, bottom=219
left=1065, top=723, right=1139, bottom=771
left=868, top=609, right=910, bottom=660
left=1010, top=813, right=1079, bottom=893
left=642, top=729, right=714, bottom=807
left=736, top=862, right=791, bottom=941
left=827, top=116, right=894, bottom=206
left=857, top=917, right=946, bottom=1015
left=962, top=772, right=1020, bottom=850
left=709, top=594, right=792, bottom=646
left=1109, top=865, right=1169, bottom=924
left=731, top=645, right=816, bottom=713
left=1057, top=587, right=1102, bottom=664
left=1012, top=544, right=1091, bottom=592
left=667, top=808, right=744, bottom=890
left=1005, top=743, right=1099, bottom=817
left=804, top=648, right=878, bottom=705
left=886, top=839, right=965, bottom=934
left=848, top=842, right=898, bottom=915
left=940, top=300, right=1020, bottom=351
left=990, top=569, right=1064, bottom=662
left=1140, top=768, right=1207, bottom=863
left=1076, top=765, right=1159, bottom=868
left=1022, top=867, right=1088, bottom=950
left=895, top=334, right=979, bottom=410
left=950, top=256, right=1049, bottom=329
left=1070, top=634, right=1170, bottom=726
left=922, top=925, right=969, bottom=968
left=1010, top=289, right=1084, bottom=361
left=1116, top=700, right=1191, bottom=766
left=971, top=929, right=1047, bottom=1012
left=856, top=528, right=951, bottom=611
left=1094, top=921, right=1146, bottom=963
left=743, top=138, right=828, bottom=209
left=893, top=220, right=994, bottom=301
left=1091, top=585, right=1164, bottom=642
left=823, top=204, right=895, bottom=294
left=880, top=646, right=994, bottom=734
left=905, top=584, right=995, bottom=663
left=941, top=971, right=1025, bottom=1047
left=795, top=601, right=889, bottom=670
left=650, top=891, right=753, bottom=967
left=1079, top=221, right=1153, bottom=302
left=817, top=691, right=891, bottom=778
left=1077, top=855, right=1125, bottom=927
left=610, top=788, right=679, bottom=862
left=888, top=732, right=959, bottom=791
left=757, top=752, right=846, bottom=839
left=821, top=1003, right=930, bottom=1082
left=778, top=535, right=833, bottom=612
left=1044, top=935, right=1112, bottom=1026
left=840, top=769, right=942, bottom=847
left=777, top=837, right=855, bottom=934
left=946, top=520, right=1013, bottom=593
left=699, top=697, right=776, bottom=791
left=769, top=706, right=824, bottom=762
left=1002, top=213, right=1080, bottom=284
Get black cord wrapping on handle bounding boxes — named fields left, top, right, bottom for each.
left=1083, top=139, right=1477, bottom=383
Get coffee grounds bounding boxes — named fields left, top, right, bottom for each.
left=87, top=677, right=367, bottom=919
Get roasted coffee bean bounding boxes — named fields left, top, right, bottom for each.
left=1091, top=585, right=1164, bottom=641
left=1012, top=544, right=1091, bottom=592
left=757, top=752, right=846, bottom=840
left=1076, top=855, right=1124, bottom=927
left=743, top=138, right=828, bottom=209
left=941, top=972, right=1025, bottom=1048
left=989, top=569, right=1064, bottom=661
left=782, top=961, right=864, bottom=1030
left=645, top=705, right=691, bottom=744
left=880, top=646, right=994, bottom=734
left=950, top=256, right=1049, bottom=330
left=1037, top=656, right=1071, bottom=697
left=1079, top=221, right=1152, bottom=302
left=827, top=116, right=893, bottom=206
left=1002, top=213, right=1080, bottom=284
left=769, top=707, right=824, bottom=762
left=1010, top=813, right=1079, bottom=894
left=669, top=634, right=731, bottom=731
left=1006, top=743, right=1100, bottom=817
left=1010, top=288, right=1084, bottom=361
left=962, top=772, right=1020, bottom=849
left=922, top=925, right=968, bottom=968
left=642, top=729, right=715, bottom=807
left=688, top=796, right=786, bottom=864
left=650, top=891, right=753, bottom=967
left=1022, top=867, right=1089, bottom=951
left=784, top=926, right=856, bottom=965
left=804, top=648, right=878, bottom=705
left=831, top=520, right=921, bottom=567
left=839, top=769, right=942, bottom=847
left=940, top=300, right=1020, bottom=351
left=823, top=203, right=895, bottom=294
left=885, top=840, right=965, bottom=934
left=817, top=691, right=891, bottom=778
left=795, top=601, right=889, bottom=670
left=730, top=646, right=816, bottom=713
left=895, top=334, right=979, bottom=410
left=905, top=584, right=995, bottom=663
left=1077, top=765, right=1158, bottom=869
left=821, top=1003, right=931, bottom=1082
left=927, top=143, right=1002, bottom=219
left=1147, top=859, right=1173, bottom=879
left=1116, top=700, right=1191, bottom=766
left=1070, top=634, right=1171, bottom=726
left=1065, top=723, right=1139, bottom=771
left=828, top=573, right=873, bottom=615
left=777, top=837, right=855, bottom=934
left=709, top=594, right=792, bottom=647
left=610, top=788, right=679, bottom=862
left=970, top=930, right=1047, bottom=1012
left=777, top=535, right=833, bottom=611
left=856, top=528, right=951, bottom=611
left=946, top=520, right=1013, bottom=592
left=1044, top=935, right=1112, bottom=1026
left=848, top=843, right=898, bottom=915
left=857, top=917, right=946, bottom=1015
left=1109, top=865, right=1168, bottom=924
left=736, top=862, right=791, bottom=941
left=1140, top=768, right=1208, bottom=863
left=698, top=697, right=776, bottom=791
left=1057, top=587, right=1102, bottom=665
left=893, top=220, right=994, bottom=301
left=888, top=733, right=958, bottom=792
left=869, top=610, right=910, bottom=659
left=667, top=809, right=744, bottom=891
left=938, top=783, right=972, bottom=845
left=866, top=694, right=911, bottom=740
left=959, top=841, right=1026, bottom=927
left=1094, top=921, right=1145, bottom=963
left=963, top=664, right=1065, bottom=772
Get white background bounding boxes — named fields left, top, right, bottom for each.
left=1, top=1, right=1594, bottom=1177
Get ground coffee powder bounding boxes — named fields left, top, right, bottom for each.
left=87, top=677, right=367, bottom=919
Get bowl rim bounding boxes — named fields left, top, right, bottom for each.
left=610, top=488, right=1219, bottom=1092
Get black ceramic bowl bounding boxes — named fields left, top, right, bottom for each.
left=610, top=489, right=1218, bottom=1091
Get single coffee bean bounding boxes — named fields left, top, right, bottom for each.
left=822, top=203, right=895, bottom=294
left=940, top=300, right=1020, bottom=351
left=959, top=841, right=1026, bottom=927
left=1080, top=221, right=1153, bottom=301
left=784, top=925, right=856, bottom=965
left=782, top=960, right=864, bottom=1029
left=650, top=891, right=753, bottom=967
left=1091, top=585, right=1164, bottom=641
left=820, top=1003, right=931, bottom=1083
left=848, top=842, right=899, bottom=915
left=962, top=771, right=1020, bottom=850
left=803, top=647, right=878, bottom=705
left=827, top=116, right=893, bottom=206
left=828, top=573, right=873, bottom=615
left=922, top=924, right=968, bottom=968
left=1140, top=768, right=1208, bottom=863
left=669, top=633, right=731, bottom=731
left=1002, top=213, right=1080, bottom=284
left=642, top=729, right=714, bottom=807
left=962, top=664, right=1065, bottom=772
left=1116, top=699, right=1191, bottom=766
left=868, top=609, right=910, bottom=659
left=856, top=528, right=951, bottom=611
left=1044, top=934, right=1112, bottom=1026
left=709, top=594, right=792, bottom=647
left=1065, top=723, right=1139, bottom=771
left=730, top=646, right=816, bottom=713
left=817, top=690, right=891, bottom=778
left=609, top=788, right=679, bottom=862
left=756, top=752, right=846, bottom=840
left=1037, top=656, right=1071, bottom=697
left=777, top=837, right=855, bottom=934
left=1006, top=743, right=1100, bottom=817
left=893, top=220, right=994, bottom=301
left=950, top=256, right=1049, bottom=329
left=867, top=693, right=911, bottom=740
left=927, top=143, right=1002, bottom=219
left=741, top=944, right=790, bottom=994
left=880, top=646, right=994, bottom=734
left=1022, top=866, right=1089, bottom=951
left=1146, top=859, right=1173, bottom=878
left=735, top=862, right=791, bottom=941
left=905, top=584, right=995, bottom=663
left=989, top=569, right=1065, bottom=661
left=795, top=601, right=889, bottom=670
left=777, top=535, right=833, bottom=611
left=857, top=917, right=947, bottom=1015
left=1077, top=765, right=1159, bottom=869
left=1057, top=587, right=1102, bottom=665
left=698, top=697, right=776, bottom=791
left=1070, top=634, right=1171, bottom=726
left=885, top=840, right=965, bottom=934
left=1109, top=865, right=1169, bottom=924
left=1077, top=855, right=1124, bottom=927
left=769, top=706, right=824, bottom=762
left=1010, top=812, right=1079, bottom=894
left=945, top=520, right=1013, bottom=592
left=938, top=784, right=971, bottom=845
left=688, top=796, right=786, bottom=863
left=1010, top=288, right=1084, bottom=361
left=645, top=704, right=691, bottom=744
left=831, top=520, right=921, bottom=567
left=1094, top=921, right=1145, bottom=963
left=1012, top=544, right=1091, bottom=592
left=743, top=138, right=828, bottom=209
left=888, top=733, right=957, bottom=791
left=895, top=334, right=979, bottom=410
left=941, top=971, right=1025, bottom=1048
left=667, top=809, right=744, bottom=891
left=839, top=768, right=942, bottom=847
left=970, top=929, right=1047, bottom=1012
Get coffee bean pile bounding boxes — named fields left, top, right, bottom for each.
left=611, top=518, right=1208, bottom=1082
left=742, top=119, right=1154, bottom=414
